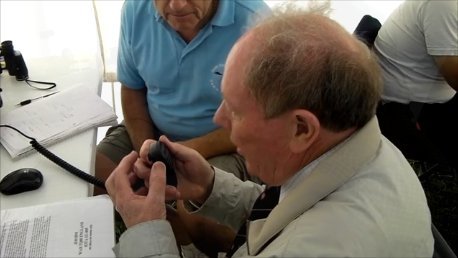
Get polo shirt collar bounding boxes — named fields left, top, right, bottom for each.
left=212, top=0, right=235, bottom=27
left=152, top=2, right=161, bottom=21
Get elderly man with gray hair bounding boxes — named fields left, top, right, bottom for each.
left=106, top=5, right=433, bottom=257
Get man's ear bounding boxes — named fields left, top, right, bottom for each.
left=289, top=110, right=320, bottom=153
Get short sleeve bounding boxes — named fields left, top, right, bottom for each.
left=422, top=1, right=458, bottom=56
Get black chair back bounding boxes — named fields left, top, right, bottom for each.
left=353, top=15, right=382, bottom=48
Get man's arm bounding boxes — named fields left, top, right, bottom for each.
left=178, top=128, right=236, bottom=159
left=122, top=84, right=235, bottom=157
left=121, top=85, right=156, bottom=152
left=435, top=56, right=458, bottom=91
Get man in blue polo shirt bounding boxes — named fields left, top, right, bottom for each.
left=95, top=0, right=270, bottom=194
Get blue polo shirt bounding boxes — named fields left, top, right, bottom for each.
left=117, top=0, right=270, bottom=141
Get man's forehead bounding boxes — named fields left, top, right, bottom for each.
left=224, top=32, right=256, bottom=76
left=221, top=30, right=259, bottom=99
left=229, top=30, right=257, bottom=58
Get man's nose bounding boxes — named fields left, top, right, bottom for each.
left=214, top=104, right=230, bottom=129
left=168, top=0, right=187, bottom=11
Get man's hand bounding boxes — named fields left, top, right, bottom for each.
left=135, top=136, right=215, bottom=204
left=106, top=151, right=167, bottom=228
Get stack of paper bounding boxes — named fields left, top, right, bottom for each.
left=0, top=86, right=117, bottom=158
left=0, top=195, right=115, bottom=257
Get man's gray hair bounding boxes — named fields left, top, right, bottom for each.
left=244, top=3, right=382, bottom=131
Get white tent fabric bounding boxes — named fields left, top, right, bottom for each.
left=0, top=0, right=402, bottom=85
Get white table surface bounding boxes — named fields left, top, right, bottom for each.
left=0, top=54, right=103, bottom=210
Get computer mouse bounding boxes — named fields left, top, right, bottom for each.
left=0, top=168, right=43, bottom=195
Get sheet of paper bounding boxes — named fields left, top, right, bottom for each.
left=0, top=86, right=117, bottom=158
left=0, top=195, right=115, bottom=257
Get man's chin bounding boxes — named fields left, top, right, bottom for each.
left=168, top=15, right=197, bottom=27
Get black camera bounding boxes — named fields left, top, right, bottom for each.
left=0, top=40, right=29, bottom=81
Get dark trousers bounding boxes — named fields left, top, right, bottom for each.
left=376, top=94, right=457, bottom=171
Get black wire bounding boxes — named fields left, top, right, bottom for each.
left=0, top=124, right=106, bottom=189
left=30, top=140, right=105, bottom=189
left=0, top=124, right=35, bottom=140
left=25, top=79, right=56, bottom=90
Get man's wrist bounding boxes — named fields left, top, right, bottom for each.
left=197, top=165, right=215, bottom=204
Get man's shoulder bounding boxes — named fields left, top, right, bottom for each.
left=234, top=0, right=271, bottom=14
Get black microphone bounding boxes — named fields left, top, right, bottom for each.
left=132, top=141, right=177, bottom=190
left=147, top=141, right=177, bottom=187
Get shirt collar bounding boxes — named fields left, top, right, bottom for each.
left=279, top=137, right=351, bottom=203
left=279, top=156, right=322, bottom=203
left=211, top=0, right=235, bottom=27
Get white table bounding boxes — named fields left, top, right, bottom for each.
left=0, top=55, right=103, bottom=210
left=1, top=1, right=104, bottom=209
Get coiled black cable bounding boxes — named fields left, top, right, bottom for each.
left=0, top=124, right=105, bottom=189
left=30, top=140, right=105, bottom=189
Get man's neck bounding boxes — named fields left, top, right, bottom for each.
left=296, top=126, right=357, bottom=174
left=278, top=127, right=357, bottom=199
left=178, top=31, right=199, bottom=43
